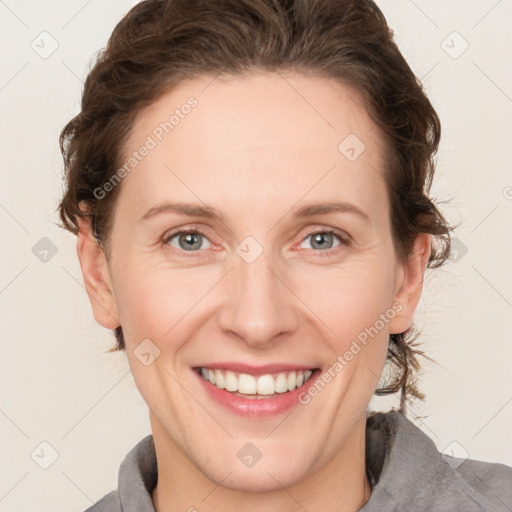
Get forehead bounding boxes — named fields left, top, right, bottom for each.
left=118, top=71, right=388, bottom=223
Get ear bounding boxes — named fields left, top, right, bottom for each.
left=76, top=208, right=120, bottom=330
left=388, top=233, right=431, bottom=335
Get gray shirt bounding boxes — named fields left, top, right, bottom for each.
left=85, top=411, right=512, bottom=511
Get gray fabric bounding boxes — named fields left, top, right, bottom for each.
left=84, top=411, right=512, bottom=511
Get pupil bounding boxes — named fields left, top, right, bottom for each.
left=312, top=233, right=332, bottom=250
left=180, top=233, right=201, bottom=250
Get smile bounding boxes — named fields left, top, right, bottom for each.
left=195, top=367, right=316, bottom=399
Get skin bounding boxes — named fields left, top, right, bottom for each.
left=76, top=71, right=431, bottom=512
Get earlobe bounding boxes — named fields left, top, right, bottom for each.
left=388, top=233, right=431, bottom=335
left=76, top=212, right=120, bottom=330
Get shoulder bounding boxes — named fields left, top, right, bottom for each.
left=363, top=411, right=512, bottom=512
left=83, top=490, right=121, bottom=512
left=455, top=456, right=512, bottom=505
left=82, top=434, right=157, bottom=512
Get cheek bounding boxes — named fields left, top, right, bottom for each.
left=289, top=259, right=395, bottom=391
left=111, top=258, right=221, bottom=344
left=291, top=261, right=396, bottom=340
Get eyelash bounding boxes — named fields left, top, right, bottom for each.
left=162, top=228, right=350, bottom=258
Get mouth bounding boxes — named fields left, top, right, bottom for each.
left=193, top=365, right=320, bottom=418
left=194, top=367, right=317, bottom=399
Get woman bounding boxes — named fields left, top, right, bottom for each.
left=58, top=0, right=512, bottom=510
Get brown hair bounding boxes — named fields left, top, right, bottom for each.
left=58, top=0, right=454, bottom=411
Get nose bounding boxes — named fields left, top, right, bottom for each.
left=217, top=249, right=300, bottom=348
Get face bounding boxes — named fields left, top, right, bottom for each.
left=78, top=71, right=430, bottom=493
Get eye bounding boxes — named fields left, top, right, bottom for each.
left=164, top=230, right=212, bottom=252
left=298, top=229, right=346, bottom=252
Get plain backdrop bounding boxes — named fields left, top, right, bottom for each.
left=1, top=1, right=511, bottom=511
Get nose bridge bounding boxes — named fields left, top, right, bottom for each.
left=218, top=245, right=298, bottom=346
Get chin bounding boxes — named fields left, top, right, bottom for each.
left=198, top=446, right=312, bottom=493
left=214, top=464, right=306, bottom=493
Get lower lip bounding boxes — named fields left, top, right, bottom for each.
left=194, top=369, right=320, bottom=418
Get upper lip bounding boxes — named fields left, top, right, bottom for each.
left=194, top=362, right=318, bottom=376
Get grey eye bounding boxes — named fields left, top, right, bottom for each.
left=301, top=232, right=341, bottom=251
left=167, top=232, right=212, bottom=251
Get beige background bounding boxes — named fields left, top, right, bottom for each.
left=1, top=0, right=511, bottom=510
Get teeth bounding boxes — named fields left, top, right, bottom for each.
left=238, top=373, right=257, bottom=394
left=198, top=368, right=315, bottom=395
left=225, top=371, right=238, bottom=392
left=275, top=373, right=288, bottom=393
left=256, top=374, right=275, bottom=395
left=286, top=372, right=296, bottom=391
left=214, top=369, right=225, bottom=389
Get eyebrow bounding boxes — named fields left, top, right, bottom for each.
left=138, top=201, right=369, bottom=223
left=294, top=202, right=369, bottom=222
left=139, top=203, right=225, bottom=222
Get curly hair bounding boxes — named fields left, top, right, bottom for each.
left=58, top=0, right=455, bottom=411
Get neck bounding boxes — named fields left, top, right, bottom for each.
left=151, top=413, right=371, bottom=512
